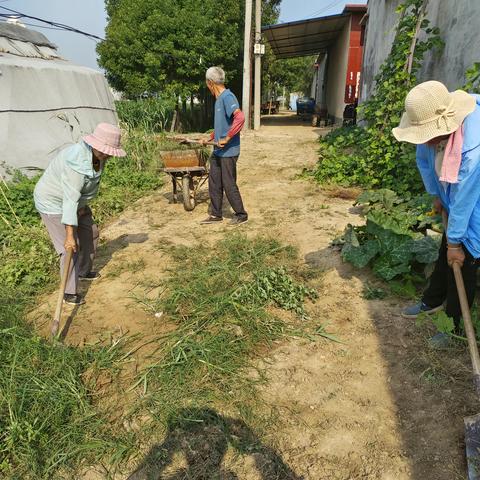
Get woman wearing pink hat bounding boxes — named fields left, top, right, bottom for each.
left=34, top=123, right=126, bottom=305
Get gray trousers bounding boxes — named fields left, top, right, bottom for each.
left=40, top=207, right=99, bottom=295
left=209, top=154, right=247, bottom=220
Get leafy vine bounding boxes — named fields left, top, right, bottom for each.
left=312, top=0, right=443, bottom=194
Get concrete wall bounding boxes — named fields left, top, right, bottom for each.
left=326, top=19, right=351, bottom=122
left=312, top=54, right=328, bottom=108
left=360, top=0, right=480, bottom=103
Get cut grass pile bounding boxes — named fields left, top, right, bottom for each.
left=133, top=234, right=320, bottom=423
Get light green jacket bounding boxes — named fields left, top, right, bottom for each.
left=34, top=141, right=102, bottom=226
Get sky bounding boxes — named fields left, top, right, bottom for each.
left=0, top=0, right=367, bottom=70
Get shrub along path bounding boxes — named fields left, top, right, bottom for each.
left=32, top=113, right=475, bottom=479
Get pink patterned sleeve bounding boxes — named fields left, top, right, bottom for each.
left=227, top=110, right=245, bottom=138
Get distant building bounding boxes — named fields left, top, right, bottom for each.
left=0, top=22, right=117, bottom=174
left=263, top=4, right=367, bottom=123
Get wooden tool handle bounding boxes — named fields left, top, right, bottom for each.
left=167, top=135, right=217, bottom=147
left=452, top=262, right=480, bottom=394
left=51, top=248, right=74, bottom=338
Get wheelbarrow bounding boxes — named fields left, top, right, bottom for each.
left=161, top=139, right=214, bottom=211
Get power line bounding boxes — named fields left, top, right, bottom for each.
left=0, top=5, right=104, bottom=41
left=306, top=0, right=345, bottom=19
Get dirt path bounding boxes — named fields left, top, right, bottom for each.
left=32, top=113, right=475, bottom=479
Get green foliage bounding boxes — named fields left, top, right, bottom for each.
left=464, top=62, right=480, bottom=94
left=0, top=294, right=134, bottom=479
left=92, top=130, right=164, bottom=225
left=233, top=266, right=318, bottom=318
left=98, top=0, right=281, bottom=98
left=339, top=190, right=440, bottom=281
left=362, top=284, right=387, bottom=300
left=116, top=97, right=176, bottom=132
left=312, top=0, right=443, bottom=194
left=262, top=46, right=316, bottom=98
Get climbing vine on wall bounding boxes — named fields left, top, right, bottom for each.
left=312, top=0, right=443, bottom=194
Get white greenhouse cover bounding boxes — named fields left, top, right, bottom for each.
left=0, top=23, right=117, bottom=175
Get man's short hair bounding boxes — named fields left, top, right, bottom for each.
left=206, top=66, right=225, bottom=85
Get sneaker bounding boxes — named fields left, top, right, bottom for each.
left=63, top=294, right=85, bottom=306
left=200, top=216, right=223, bottom=225
left=428, top=332, right=451, bottom=349
left=228, top=216, right=248, bottom=227
left=401, top=302, right=443, bottom=319
left=79, top=271, right=101, bottom=281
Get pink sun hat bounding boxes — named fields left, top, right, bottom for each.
left=83, top=123, right=127, bottom=157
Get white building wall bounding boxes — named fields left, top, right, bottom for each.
left=326, top=20, right=351, bottom=122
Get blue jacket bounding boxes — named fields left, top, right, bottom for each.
left=417, top=94, right=480, bottom=258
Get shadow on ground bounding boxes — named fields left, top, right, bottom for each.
left=305, top=245, right=476, bottom=480
left=261, top=112, right=315, bottom=128
left=127, top=408, right=302, bottom=480
left=59, top=232, right=149, bottom=339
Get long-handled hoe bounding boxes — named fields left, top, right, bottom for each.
left=50, top=248, right=73, bottom=338
left=453, top=262, right=480, bottom=479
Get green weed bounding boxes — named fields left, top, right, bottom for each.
left=0, top=294, right=135, bottom=479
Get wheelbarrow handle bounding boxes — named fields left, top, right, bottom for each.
left=167, top=135, right=217, bottom=146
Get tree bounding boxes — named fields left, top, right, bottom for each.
left=98, top=0, right=280, bottom=99
left=262, top=43, right=316, bottom=100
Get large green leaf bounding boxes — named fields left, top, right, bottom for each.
left=372, top=256, right=411, bottom=281
left=366, top=210, right=416, bottom=237
left=411, top=235, right=440, bottom=264
left=341, top=225, right=380, bottom=268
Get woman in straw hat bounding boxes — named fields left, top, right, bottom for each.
left=393, top=80, right=480, bottom=347
left=34, top=123, right=127, bottom=306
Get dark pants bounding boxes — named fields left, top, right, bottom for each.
left=209, top=154, right=247, bottom=220
left=423, top=234, right=479, bottom=327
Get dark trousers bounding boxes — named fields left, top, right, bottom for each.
left=209, top=154, right=247, bottom=220
left=423, top=234, right=479, bottom=327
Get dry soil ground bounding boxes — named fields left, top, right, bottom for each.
left=32, top=113, right=477, bottom=479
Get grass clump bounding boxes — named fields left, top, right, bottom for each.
left=0, top=293, right=134, bottom=479
left=134, top=234, right=320, bottom=422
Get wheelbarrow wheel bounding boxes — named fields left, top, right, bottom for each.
left=182, top=175, right=195, bottom=211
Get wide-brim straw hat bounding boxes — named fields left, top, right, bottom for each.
left=392, top=80, right=476, bottom=144
left=83, top=123, right=127, bottom=157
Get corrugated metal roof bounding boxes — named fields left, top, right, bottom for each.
left=262, top=6, right=366, bottom=59
left=263, top=13, right=349, bottom=59
left=0, top=21, right=56, bottom=48
left=0, top=37, right=60, bottom=59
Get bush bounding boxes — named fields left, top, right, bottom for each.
left=116, top=98, right=176, bottom=132
left=338, top=190, right=441, bottom=281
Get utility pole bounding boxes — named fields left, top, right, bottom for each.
left=242, top=0, right=253, bottom=130
left=253, top=0, right=262, bottom=130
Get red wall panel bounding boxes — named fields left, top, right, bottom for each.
left=344, top=12, right=364, bottom=104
